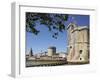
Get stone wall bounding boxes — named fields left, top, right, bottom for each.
left=67, top=23, right=89, bottom=63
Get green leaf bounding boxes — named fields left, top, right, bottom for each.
left=26, top=12, right=69, bottom=39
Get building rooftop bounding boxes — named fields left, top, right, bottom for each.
left=71, top=26, right=89, bottom=33
left=48, top=46, right=56, bottom=49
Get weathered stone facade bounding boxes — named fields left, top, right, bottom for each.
left=67, top=22, right=89, bottom=63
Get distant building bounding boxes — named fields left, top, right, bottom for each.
left=59, top=52, right=66, bottom=58
left=36, top=53, right=41, bottom=58
left=26, top=46, right=67, bottom=61
left=47, top=46, right=56, bottom=56
left=67, top=22, right=89, bottom=63
left=29, top=48, right=33, bottom=57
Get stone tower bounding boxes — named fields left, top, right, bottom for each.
left=48, top=46, right=56, bottom=56
left=29, top=48, right=33, bottom=57
left=67, top=22, right=89, bottom=63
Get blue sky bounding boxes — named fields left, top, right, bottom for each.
left=26, top=14, right=89, bottom=54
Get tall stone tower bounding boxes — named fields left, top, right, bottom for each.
left=29, top=48, right=33, bottom=57
left=67, top=22, right=89, bottom=63
left=48, top=46, right=56, bottom=56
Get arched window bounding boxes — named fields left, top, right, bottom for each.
left=80, top=58, right=82, bottom=60
left=79, top=50, right=82, bottom=54
left=70, top=46, right=72, bottom=48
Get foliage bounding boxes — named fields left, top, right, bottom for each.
left=26, top=12, right=68, bottom=39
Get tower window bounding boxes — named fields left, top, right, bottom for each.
left=79, top=50, right=82, bottom=54
left=70, top=46, right=72, bottom=48
left=80, top=58, right=82, bottom=60
left=71, top=25, right=74, bottom=30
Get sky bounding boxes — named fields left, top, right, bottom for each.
left=26, top=13, right=89, bottom=54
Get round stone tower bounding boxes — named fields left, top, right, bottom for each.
left=48, top=46, right=56, bottom=56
